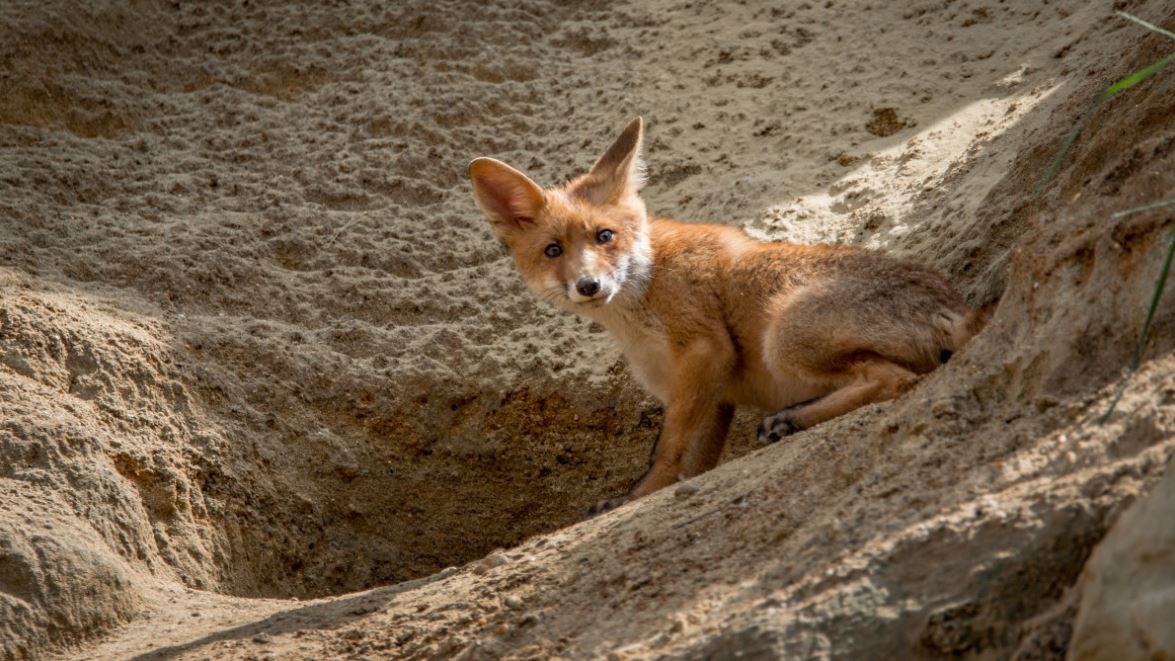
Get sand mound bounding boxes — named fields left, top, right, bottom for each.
left=1070, top=465, right=1175, bottom=658
left=1, top=0, right=1173, bottom=659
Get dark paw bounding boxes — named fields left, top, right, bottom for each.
left=757, top=411, right=802, bottom=444
left=586, top=495, right=629, bottom=518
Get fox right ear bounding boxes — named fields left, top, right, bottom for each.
left=469, top=158, right=545, bottom=237
left=575, top=116, right=646, bottom=206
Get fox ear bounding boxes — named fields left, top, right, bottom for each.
left=576, top=116, right=646, bottom=206
left=469, top=158, right=545, bottom=236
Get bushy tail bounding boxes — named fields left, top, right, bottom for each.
left=939, top=299, right=998, bottom=365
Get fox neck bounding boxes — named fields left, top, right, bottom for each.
left=614, top=220, right=654, bottom=303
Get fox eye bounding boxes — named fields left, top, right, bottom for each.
left=596, top=229, right=615, bottom=244
left=544, top=243, right=562, bottom=258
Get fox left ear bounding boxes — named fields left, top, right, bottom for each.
left=575, top=116, right=646, bottom=206
left=469, top=157, right=545, bottom=238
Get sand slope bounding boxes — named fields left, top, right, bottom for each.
left=1, top=0, right=1174, bottom=659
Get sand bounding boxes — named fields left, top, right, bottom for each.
left=1, top=0, right=1174, bottom=658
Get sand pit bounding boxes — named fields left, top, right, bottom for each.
left=1, top=0, right=1174, bottom=659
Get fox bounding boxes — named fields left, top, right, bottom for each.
left=469, top=117, right=989, bottom=515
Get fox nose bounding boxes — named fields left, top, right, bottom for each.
left=576, top=277, right=601, bottom=297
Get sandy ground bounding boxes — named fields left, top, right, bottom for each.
left=2, top=0, right=1174, bottom=659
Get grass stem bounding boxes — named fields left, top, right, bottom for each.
left=1116, top=11, right=1175, bottom=43
left=1100, top=223, right=1175, bottom=423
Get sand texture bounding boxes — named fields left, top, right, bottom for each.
left=2, top=0, right=1174, bottom=659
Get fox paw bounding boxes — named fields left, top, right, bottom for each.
left=757, top=411, right=803, bottom=444
left=587, top=495, right=630, bottom=518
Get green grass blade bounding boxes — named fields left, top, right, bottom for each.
left=1116, top=11, right=1175, bottom=42
left=1100, top=225, right=1175, bottom=422
left=1100, top=52, right=1175, bottom=99
left=1129, top=226, right=1175, bottom=369
left=1035, top=104, right=1098, bottom=194
left=1038, top=52, right=1174, bottom=192
left=1038, top=13, right=1175, bottom=194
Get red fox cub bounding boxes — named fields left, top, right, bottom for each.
left=469, top=117, right=987, bottom=514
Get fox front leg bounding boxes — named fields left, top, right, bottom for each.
left=588, top=337, right=734, bottom=516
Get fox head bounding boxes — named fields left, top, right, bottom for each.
left=469, top=117, right=653, bottom=311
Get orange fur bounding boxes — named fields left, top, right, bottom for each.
left=470, top=117, right=986, bottom=514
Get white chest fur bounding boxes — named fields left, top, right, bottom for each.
left=595, top=308, right=673, bottom=404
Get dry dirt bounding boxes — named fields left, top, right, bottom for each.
left=1, top=0, right=1174, bottom=659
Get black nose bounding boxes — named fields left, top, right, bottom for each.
left=576, top=278, right=600, bottom=297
